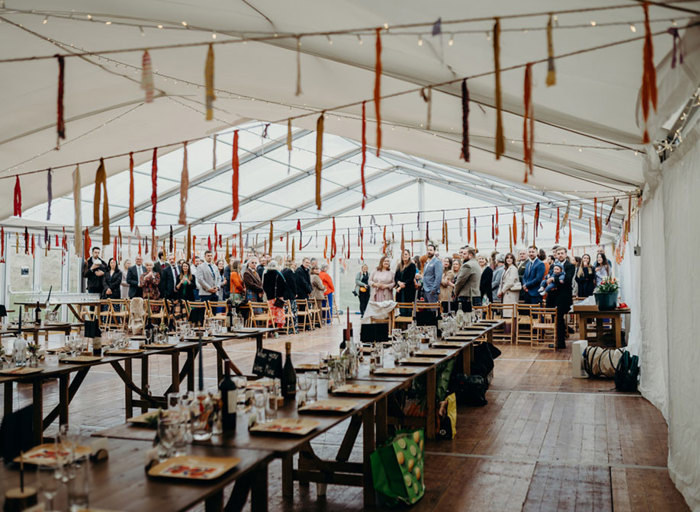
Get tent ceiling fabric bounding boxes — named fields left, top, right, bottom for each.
left=0, top=0, right=693, bottom=223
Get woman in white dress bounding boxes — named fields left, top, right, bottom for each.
left=498, top=253, right=521, bottom=331
left=120, top=259, right=131, bottom=299
left=369, top=256, right=395, bottom=302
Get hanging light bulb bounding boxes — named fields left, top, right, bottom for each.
left=326, top=34, right=333, bottom=45
left=211, top=32, right=217, bottom=39
left=181, top=21, right=188, bottom=27
left=383, top=23, right=389, bottom=30
left=42, top=16, right=48, bottom=24
left=485, top=31, right=491, bottom=41
left=357, top=34, right=363, bottom=44
left=448, top=33, right=454, bottom=46
left=86, top=14, right=92, bottom=20
left=157, top=24, right=163, bottom=29
left=629, top=24, right=637, bottom=33
left=417, top=34, right=423, bottom=46
left=590, top=20, right=597, bottom=27
left=105, top=20, right=111, bottom=25
left=139, top=25, right=145, bottom=36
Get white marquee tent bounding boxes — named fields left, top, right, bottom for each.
left=1, top=1, right=700, bottom=509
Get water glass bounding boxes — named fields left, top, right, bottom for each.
left=157, top=417, right=178, bottom=460
left=266, top=384, right=278, bottom=421
left=232, top=377, right=247, bottom=411
left=297, top=374, right=310, bottom=406
left=37, top=464, right=60, bottom=511
left=192, top=393, right=213, bottom=441
left=67, top=460, right=90, bottom=511
left=253, top=390, right=266, bottom=423
left=166, top=392, right=181, bottom=411
left=306, top=372, right=318, bottom=402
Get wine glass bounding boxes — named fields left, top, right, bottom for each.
left=297, top=374, right=310, bottom=406
left=37, top=464, right=60, bottom=511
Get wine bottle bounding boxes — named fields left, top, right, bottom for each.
left=340, top=307, right=352, bottom=350
left=282, top=341, right=296, bottom=400
left=218, top=359, right=237, bottom=433
left=34, top=302, right=41, bottom=325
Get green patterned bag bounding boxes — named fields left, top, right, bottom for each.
left=370, top=429, right=425, bottom=506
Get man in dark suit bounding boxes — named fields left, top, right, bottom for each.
left=521, top=245, right=546, bottom=305
left=82, top=246, right=107, bottom=294
left=160, top=254, right=180, bottom=301
left=126, top=255, right=146, bottom=298
left=546, top=246, right=576, bottom=349
left=294, top=257, right=312, bottom=300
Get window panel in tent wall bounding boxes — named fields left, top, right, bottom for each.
left=41, top=248, right=63, bottom=293
left=7, top=250, right=34, bottom=317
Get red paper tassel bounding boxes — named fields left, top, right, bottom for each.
left=232, top=130, right=240, bottom=220
left=13, top=176, right=21, bottom=217
left=641, top=2, right=658, bottom=144
left=31, top=234, right=35, bottom=257
left=129, top=152, right=135, bottom=231
left=85, top=228, right=92, bottom=260
left=207, top=235, right=212, bottom=251
left=555, top=207, right=560, bottom=244
left=512, top=212, right=517, bottom=246
left=138, top=235, right=142, bottom=256
left=323, top=236, right=328, bottom=259
left=23, top=228, right=28, bottom=255
left=568, top=220, right=573, bottom=250
left=331, top=218, right=337, bottom=260
left=0, top=227, right=4, bottom=263
left=523, top=63, right=534, bottom=182
left=347, top=228, right=351, bottom=259
left=361, top=101, right=367, bottom=208
left=56, top=55, right=66, bottom=147
left=460, top=79, right=470, bottom=162
left=374, top=28, right=382, bottom=157
left=491, top=215, right=495, bottom=241
left=382, top=225, right=387, bottom=254
left=534, top=202, right=540, bottom=243
left=495, top=207, right=499, bottom=243
left=473, top=218, right=477, bottom=249
left=214, top=224, right=218, bottom=247
left=150, top=148, right=158, bottom=229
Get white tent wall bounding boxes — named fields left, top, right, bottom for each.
left=659, top=125, right=700, bottom=511
left=625, top=124, right=700, bottom=511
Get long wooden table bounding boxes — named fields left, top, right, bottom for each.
left=95, top=379, right=404, bottom=508
left=0, top=438, right=274, bottom=512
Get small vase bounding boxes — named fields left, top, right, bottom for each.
left=27, top=354, right=39, bottom=367
left=594, top=291, right=618, bottom=311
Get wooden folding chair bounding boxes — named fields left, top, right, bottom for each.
left=320, top=297, right=332, bottom=325
left=531, top=307, right=557, bottom=350
left=147, top=299, right=168, bottom=326
left=108, top=299, right=129, bottom=329
left=489, top=303, right=516, bottom=344
left=97, top=300, right=111, bottom=327
left=472, top=304, right=490, bottom=320
left=515, top=304, right=534, bottom=344
left=207, top=301, right=229, bottom=322
left=282, top=300, right=296, bottom=335
left=393, top=302, right=415, bottom=330
left=248, top=302, right=272, bottom=328
left=186, top=301, right=208, bottom=326
left=309, top=299, right=324, bottom=328
left=295, top=299, right=314, bottom=331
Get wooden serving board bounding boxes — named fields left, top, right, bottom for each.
left=249, top=418, right=319, bottom=436
left=414, top=349, right=450, bottom=357
left=299, top=398, right=359, bottom=413
left=332, top=384, right=384, bottom=396
left=373, top=367, right=418, bottom=376
left=105, top=348, right=145, bottom=356
left=148, top=455, right=240, bottom=480
left=60, top=355, right=103, bottom=363
left=431, top=342, right=467, bottom=349
left=398, top=357, right=442, bottom=366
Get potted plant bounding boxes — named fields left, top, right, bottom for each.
left=594, top=277, right=619, bottom=311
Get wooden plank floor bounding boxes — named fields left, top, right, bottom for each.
left=0, top=321, right=689, bottom=511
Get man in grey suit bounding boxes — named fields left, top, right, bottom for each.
left=126, top=255, right=146, bottom=298
left=195, top=250, right=220, bottom=301
left=454, top=246, right=482, bottom=312
left=422, top=242, right=442, bottom=303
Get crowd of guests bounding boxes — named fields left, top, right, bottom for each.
left=81, top=247, right=336, bottom=333
left=355, top=242, right=614, bottom=350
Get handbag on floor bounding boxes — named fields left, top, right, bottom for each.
left=371, top=429, right=426, bottom=506
left=437, top=393, right=457, bottom=440
left=583, top=346, right=623, bottom=378
left=614, top=350, right=639, bottom=392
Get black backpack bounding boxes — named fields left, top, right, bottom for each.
left=450, top=374, right=488, bottom=407
left=615, top=351, right=640, bottom=392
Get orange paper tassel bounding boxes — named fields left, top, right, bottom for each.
left=179, top=143, right=189, bottom=225
left=315, top=113, right=324, bottom=210
left=204, top=44, right=215, bottom=121
left=546, top=14, right=556, bottom=86
left=493, top=18, right=505, bottom=159
left=94, top=158, right=110, bottom=245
